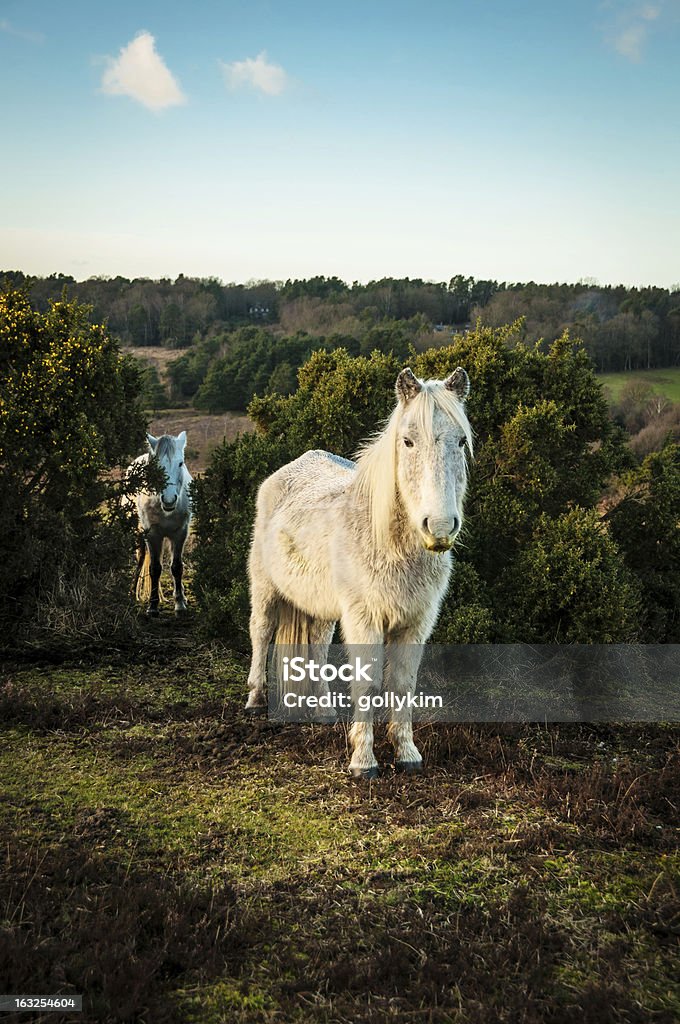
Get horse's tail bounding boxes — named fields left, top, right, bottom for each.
left=133, top=536, right=149, bottom=603
left=134, top=536, right=164, bottom=605
left=272, top=602, right=313, bottom=697
left=274, top=602, right=313, bottom=647
left=272, top=605, right=337, bottom=720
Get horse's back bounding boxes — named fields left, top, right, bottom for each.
left=253, top=449, right=355, bottom=548
left=251, top=450, right=354, bottom=613
left=257, top=449, right=355, bottom=513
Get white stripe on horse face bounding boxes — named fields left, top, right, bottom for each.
left=153, top=434, right=188, bottom=512
left=397, top=401, right=468, bottom=550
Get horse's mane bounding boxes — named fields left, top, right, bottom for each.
left=155, top=435, right=178, bottom=460
left=354, top=381, right=473, bottom=549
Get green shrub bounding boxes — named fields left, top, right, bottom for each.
left=194, top=323, right=667, bottom=643
left=0, top=287, right=149, bottom=644
left=607, top=441, right=680, bottom=640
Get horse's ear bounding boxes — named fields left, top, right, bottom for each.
left=444, top=367, right=470, bottom=402
left=396, top=367, right=422, bottom=404
left=176, top=430, right=187, bottom=447
left=146, top=433, right=159, bottom=451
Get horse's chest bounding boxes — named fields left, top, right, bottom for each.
left=365, top=555, right=450, bottom=625
left=140, top=497, right=190, bottom=537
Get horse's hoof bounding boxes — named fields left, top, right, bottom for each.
left=244, top=705, right=267, bottom=717
left=147, top=607, right=160, bottom=619
left=350, top=765, right=379, bottom=780
left=395, top=760, right=424, bottom=775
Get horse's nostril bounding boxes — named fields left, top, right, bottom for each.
left=422, top=518, right=430, bottom=534
left=452, top=517, right=460, bottom=534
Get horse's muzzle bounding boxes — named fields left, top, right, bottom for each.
left=422, top=533, right=454, bottom=553
left=161, top=499, right=178, bottom=513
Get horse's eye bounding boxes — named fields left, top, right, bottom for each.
left=179, top=461, right=183, bottom=467
left=458, top=437, right=466, bottom=448
left=403, top=438, right=414, bottom=448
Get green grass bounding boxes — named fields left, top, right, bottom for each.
left=2, top=634, right=679, bottom=1023
left=598, top=366, right=680, bottom=403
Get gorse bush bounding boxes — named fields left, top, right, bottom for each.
left=0, top=287, right=150, bottom=645
left=607, top=442, right=680, bottom=641
left=195, top=322, right=677, bottom=644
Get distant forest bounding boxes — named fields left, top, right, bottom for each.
left=4, top=271, right=680, bottom=374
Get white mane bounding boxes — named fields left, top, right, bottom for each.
left=353, top=381, right=473, bottom=549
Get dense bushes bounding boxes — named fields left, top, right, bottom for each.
left=194, top=322, right=677, bottom=645
left=0, top=288, right=150, bottom=645
left=193, top=329, right=322, bottom=412
left=168, top=319, right=429, bottom=412
left=607, top=443, right=680, bottom=641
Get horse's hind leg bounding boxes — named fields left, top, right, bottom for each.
left=245, top=579, right=279, bottom=713
left=171, top=528, right=189, bottom=614
left=309, top=619, right=337, bottom=722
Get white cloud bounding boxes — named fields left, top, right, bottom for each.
left=607, top=2, right=665, bottom=61
left=221, top=51, right=289, bottom=96
left=101, top=31, right=186, bottom=111
left=614, top=22, right=648, bottom=58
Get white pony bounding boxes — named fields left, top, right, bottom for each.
left=129, top=432, right=192, bottom=616
left=245, top=367, right=472, bottom=777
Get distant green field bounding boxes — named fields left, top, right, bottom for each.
left=598, top=367, right=680, bottom=403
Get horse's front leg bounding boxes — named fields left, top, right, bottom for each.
left=385, top=631, right=426, bottom=774
left=146, top=533, right=164, bottom=617
left=341, top=612, right=384, bottom=779
left=171, top=529, right=188, bottom=614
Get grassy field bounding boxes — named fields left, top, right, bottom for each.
left=598, top=367, right=680, bottom=403
left=1, top=613, right=679, bottom=1024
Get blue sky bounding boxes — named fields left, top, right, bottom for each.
left=1, top=0, right=678, bottom=286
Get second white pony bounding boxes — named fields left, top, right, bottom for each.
left=130, top=431, right=192, bottom=616
left=245, top=367, right=472, bottom=777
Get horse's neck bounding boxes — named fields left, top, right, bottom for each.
left=349, top=475, right=420, bottom=559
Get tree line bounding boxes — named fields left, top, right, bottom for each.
left=4, top=270, right=680, bottom=373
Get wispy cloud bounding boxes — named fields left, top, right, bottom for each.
left=0, top=18, right=44, bottom=44
left=101, top=31, right=186, bottom=111
left=220, top=51, right=289, bottom=96
left=604, top=2, right=665, bottom=61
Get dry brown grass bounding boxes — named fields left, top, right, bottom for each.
left=148, top=408, right=253, bottom=473
left=127, top=346, right=184, bottom=387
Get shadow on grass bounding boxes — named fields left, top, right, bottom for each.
left=0, top=821, right=268, bottom=1024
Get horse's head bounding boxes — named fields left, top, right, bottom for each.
left=146, top=431, right=188, bottom=513
left=394, top=367, right=472, bottom=552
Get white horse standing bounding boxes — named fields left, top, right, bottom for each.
left=245, top=367, right=472, bottom=777
left=130, top=432, right=192, bottom=616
